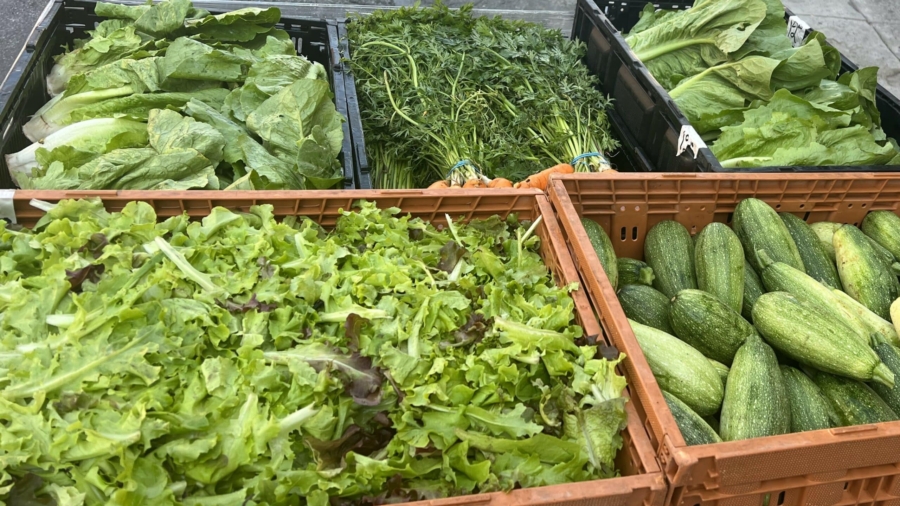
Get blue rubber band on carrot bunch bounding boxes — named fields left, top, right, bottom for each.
left=571, top=152, right=612, bottom=172
left=446, top=160, right=488, bottom=188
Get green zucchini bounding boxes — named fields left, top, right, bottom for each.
left=720, top=334, right=790, bottom=441
left=742, top=260, right=765, bottom=322
left=835, top=225, right=900, bottom=320
left=695, top=222, right=744, bottom=313
left=870, top=333, right=900, bottom=415
left=708, top=359, right=730, bottom=384
left=629, top=319, right=724, bottom=416
left=752, top=292, right=895, bottom=387
left=733, top=198, right=805, bottom=274
left=831, top=288, right=900, bottom=347
left=811, top=370, right=898, bottom=426
left=644, top=220, right=697, bottom=298
left=663, top=390, right=722, bottom=446
left=781, top=366, right=832, bottom=432
left=617, top=284, right=673, bottom=334
left=865, top=235, right=899, bottom=273
left=759, top=259, right=867, bottom=342
left=862, top=211, right=900, bottom=260
left=581, top=218, right=618, bottom=289
left=810, top=222, right=840, bottom=260
left=617, top=258, right=654, bottom=287
left=780, top=213, right=841, bottom=288
left=669, top=289, right=754, bottom=364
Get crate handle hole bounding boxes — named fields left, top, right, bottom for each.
left=777, top=491, right=786, bottom=505
left=776, top=204, right=781, bottom=209
left=632, top=227, right=638, bottom=240
left=862, top=203, right=867, bottom=208
left=849, top=203, right=854, bottom=208
left=843, top=482, right=849, bottom=490
left=800, top=204, right=805, bottom=208
left=620, top=227, right=626, bottom=241
left=803, top=212, right=811, bottom=221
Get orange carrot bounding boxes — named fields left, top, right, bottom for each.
left=463, top=178, right=486, bottom=188
left=517, top=163, right=575, bottom=190
left=488, top=178, right=513, bottom=188
left=428, top=180, right=450, bottom=189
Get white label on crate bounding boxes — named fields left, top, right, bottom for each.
left=0, top=190, right=15, bottom=224
left=787, top=16, right=812, bottom=47
left=676, top=126, right=707, bottom=159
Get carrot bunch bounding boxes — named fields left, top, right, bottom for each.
left=427, top=163, right=513, bottom=189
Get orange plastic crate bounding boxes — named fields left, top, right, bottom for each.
left=549, top=173, right=900, bottom=506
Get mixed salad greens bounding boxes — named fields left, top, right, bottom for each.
left=626, top=0, right=900, bottom=167
left=0, top=199, right=627, bottom=505
left=6, top=0, right=346, bottom=190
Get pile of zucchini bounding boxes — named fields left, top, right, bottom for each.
left=581, top=202, right=900, bottom=446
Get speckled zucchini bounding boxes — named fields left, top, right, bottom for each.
left=781, top=366, right=832, bottom=432
left=694, top=222, right=744, bottom=313
left=617, top=258, right=654, bottom=287
left=752, top=292, right=895, bottom=387
left=862, top=211, right=900, bottom=261
left=663, top=390, right=722, bottom=446
left=733, top=198, right=805, bottom=274
left=835, top=225, right=900, bottom=320
left=831, top=288, right=900, bottom=347
left=780, top=213, right=841, bottom=288
left=669, top=289, right=754, bottom=364
left=618, top=284, right=673, bottom=334
left=708, top=359, right=730, bottom=384
left=644, top=220, right=697, bottom=298
left=629, top=319, right=724, bottom=416
left=870, top=333, right=900, bottom=415
left=582, top=218, right=618, bottom=289
left=720, top=333, right=791, bottom=441
left=812, top=370, right=899, bottom=426
left=810, top=222, right=840, bottom=260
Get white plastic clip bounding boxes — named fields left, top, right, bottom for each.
left=676, top=126, right=707, bottom=159
left=0, top=190, right=15, bottom=224
left=787, top=16, right=812, bottom=47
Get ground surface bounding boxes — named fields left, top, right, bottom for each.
left=1, top=0, right=897, bottom=98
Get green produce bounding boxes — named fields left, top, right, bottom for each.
left=720, top=334, right=790, bottom=441
left=870, top=333, right=900, bottom=414
left=742, top=260, right=765, bottom=322
left=582, top=218, right=618, bottom=288
left=708, top=359, right=731, bottom=383
left=617, top=257, right=654, bottom=287
left=835, top=225, right=900, bottom=320
left=733, top=198, right=805, bottom=273
left=695, top=222, right=744, bottom=312
left=780, top=212, right=841, bottom=288
left=644, top=220, right=697, bottom=297
left=781, top=366, right=833, bottom=432
left=752, top=292, right=895, bottom=387
left=863, top=211, right=900, bottom=261
left=618, top=284, right=673, bottom=334
left=832, top=288, right=900, bottom=347
left=703, top=415, right=721, bottom=434
left=349, top=3, right=616, bottom=188
left=7, top=0, right=346, bottom=190
left=812, top=371, right=899, bottom=426
left=629, top=319, right=724, bottom=416
left=810, top=221, right=840, bottom=260
left=663, top=391, right=722, bottom=446
left=759, top=258, right=867, bottom=342
left=669, top=289, right=754, bottom=364
left=0, top=199, right=630, bottom=503
left=892, top=298, right=900, bottom=338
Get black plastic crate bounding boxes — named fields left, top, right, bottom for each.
left=0, top=0, right=362, bottom=190
left=573, top=0, right=900, bottom=173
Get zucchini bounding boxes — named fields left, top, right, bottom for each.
left=780, top=213, right=841, bottom=288
left=759, top=259, right=867, bottom=342
left=669, top=289, right=754, bottom=364
left=870, top=333, right=900, bottom=415
left=581, top=218, right=618, bottom=289
left=663, top=390, right=722, bottom=446
left=752, top=292, right=895, bottom=387
left=617, top=284, right=673, bottom=334
left=865, top=235, right=900, bottom=273
left=629, top=319, right=724, bottom=416
left=695, top=222, right=744, bottom=313
left=835, top=225, right=900, bottom=320
left=644, top=220, right=697, bottom=298
left=811, top=370, right=898, bottom=426
left=617, top=258, right=654, bottom=287
left=831, top=288, right=900, bottom=347
left=720, top=333, right=790, bottom=441
left=708, top=359, right=730, bottom=384
left=742, top=260, right=765, bottom=322
left=781, top=366, right=832, bottom=432
left=733, top=198, right=805, bottom=274
left=810, top=222, right=840, bottom=260
left=862, top=211, right=900, bottom=261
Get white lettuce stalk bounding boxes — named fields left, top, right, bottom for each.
left=23, top=86, right=135, bottom=142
